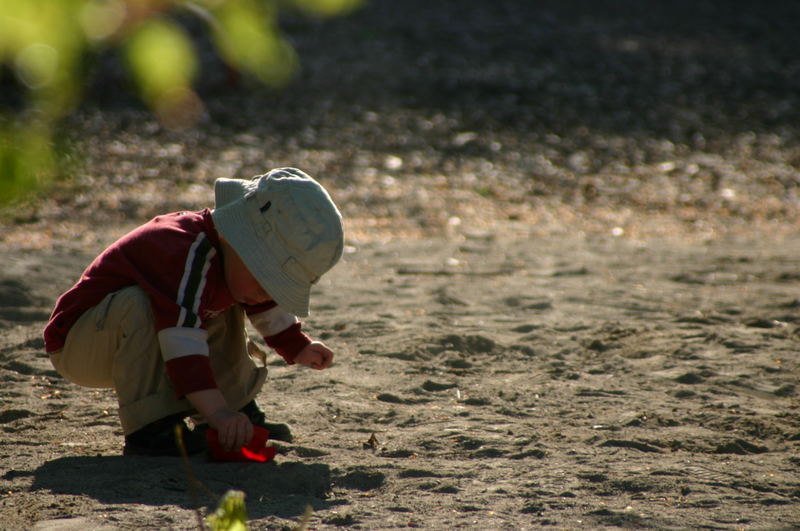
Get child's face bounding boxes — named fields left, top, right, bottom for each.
left=220, top=238, right=272, bottom=306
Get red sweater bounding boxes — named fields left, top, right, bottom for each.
left=44, top=209, right=311, bottom=396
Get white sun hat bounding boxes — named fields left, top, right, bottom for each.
left=212, top=167, right=344, bottom=317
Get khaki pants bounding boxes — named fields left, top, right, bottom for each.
left=50, top=286, right=267, bottom=435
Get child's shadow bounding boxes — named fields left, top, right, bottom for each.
left=31, top=454, right=333, bottom=519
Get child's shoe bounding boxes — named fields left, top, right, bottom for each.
left=239, top=400, right=294, bottom=442
left=123, top=413, right=207, bottom=456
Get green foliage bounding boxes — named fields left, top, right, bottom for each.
left=0, top=122, right=55, bottom=204
left=126, top=18, right=197, bottom=104
left=211, top=0, right=296, bottom=87
left=207, top=489, right=249, bottom=531
left=1, top=0, right=85, bottom=121
left=0, top=0, right=363, bottom=203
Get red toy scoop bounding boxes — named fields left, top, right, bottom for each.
left=205, top=426, right=276, bottom=462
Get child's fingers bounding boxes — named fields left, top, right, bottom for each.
left=237, top=421, right=253, bottom=450
left=230, top=424, right=250, bottom=450
left=311, top=352, right=327, bottom=370
left=231, top=419, right=249, bottom=449
left=220, top=414, right=253, bottom=450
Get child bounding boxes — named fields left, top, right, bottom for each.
left=43, top=167, right=344, bottom=456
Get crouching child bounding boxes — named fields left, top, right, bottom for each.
left=43, top=168, right=344, bottom=456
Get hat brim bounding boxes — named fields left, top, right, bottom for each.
left=212, top=192, right=311, bottom=317
left=214, top=178, right=251, bottom=209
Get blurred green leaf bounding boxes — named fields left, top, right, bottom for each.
left=79, top=0, right=127, bottom=42
left=124, top=16, right=204, bottom=127
left=0, top=0, right=363, bottom=201
left=211, top=0, right=296, bottom=87
left=206, top=489, right=249, bottom=531
left=0, top=122, right=55, bottom=204
left=125, top=17, right=198, bottom=104
left=15, top=43, right=60, bottom=89
left=1, top=0, right=86, bottom=119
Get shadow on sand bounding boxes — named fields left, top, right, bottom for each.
left=31, top=454, right=333, bottom=519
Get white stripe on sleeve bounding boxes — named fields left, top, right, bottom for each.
left=248, top=306, right=299, bottom=337
left=174, top=233, right=216, bottom=328
left=158, top=327, right=210, bottom=361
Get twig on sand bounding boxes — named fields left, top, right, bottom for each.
left=176, top=425, right=217, bottom=530
left=292, top=505, right=313, bottom=531
left=396, top=267, right=515, bottom=276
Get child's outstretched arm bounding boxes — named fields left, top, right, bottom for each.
left=294, top=341, right=334, bottom=370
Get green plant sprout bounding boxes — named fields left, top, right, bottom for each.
left=206, top=490, right=248, bottom=531
left=174, top=423, right=314, bottom=530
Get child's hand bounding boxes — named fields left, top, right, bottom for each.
left=294, top=342, right=334, bottom=370
left=208, top=408, right=253, bottom=451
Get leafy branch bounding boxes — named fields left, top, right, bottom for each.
left=0, top=0, right=363, bottom=203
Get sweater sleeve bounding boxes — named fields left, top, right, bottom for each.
left=159, top=327, right=217, bottom=397
left=246, top=304, right=312, bottom=364
left=264, top=323, right=312, bottom=364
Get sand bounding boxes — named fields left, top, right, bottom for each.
left=1, top=231, right=799, bottom=529
left=1, top=1, right=799, bottom=529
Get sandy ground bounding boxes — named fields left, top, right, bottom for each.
left=2, top=230, right=800, bottom=530
left=2, top=1, right=800, bottom=529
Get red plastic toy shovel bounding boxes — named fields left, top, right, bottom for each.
left=205, top=426, right=277, bottom=462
